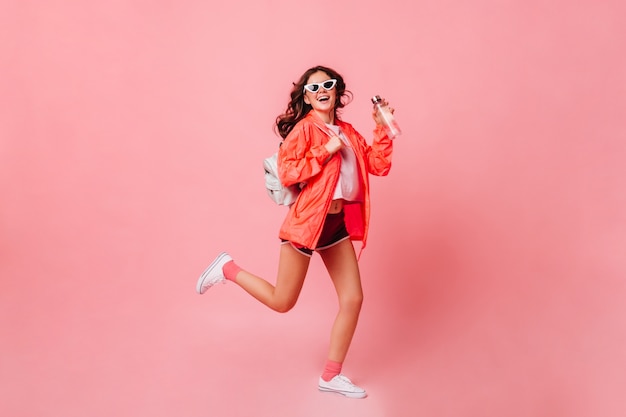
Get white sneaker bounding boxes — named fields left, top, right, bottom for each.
left=196, top=252, right=232, bottom=294
left=318, top=374, right=367, bottom=399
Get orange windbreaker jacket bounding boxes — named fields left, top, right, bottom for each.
left=277, top=111, right=393, bottom=253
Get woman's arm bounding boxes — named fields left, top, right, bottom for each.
left=356, top=124, right=394, bottom=176
left=277, top=123, right=338, bottom=186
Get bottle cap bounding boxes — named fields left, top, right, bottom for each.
left=371, top=95, right=382, bottom=104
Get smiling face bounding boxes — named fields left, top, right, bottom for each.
left=303, top=70, right=337, bottom=124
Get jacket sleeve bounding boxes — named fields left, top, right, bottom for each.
left=358, top=125, right=394, bottom=176
left=277, top=123, right=332, bottom=186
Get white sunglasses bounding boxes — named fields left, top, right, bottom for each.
left=303, top=79, right=337, bottom=93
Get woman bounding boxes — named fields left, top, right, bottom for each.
left=196, top=65, right=394, bottom=399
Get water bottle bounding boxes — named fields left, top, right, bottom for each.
left=372, top=95, right=401, bottom=139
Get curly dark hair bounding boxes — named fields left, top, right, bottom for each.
left=275, top=65, right=353, bottom=139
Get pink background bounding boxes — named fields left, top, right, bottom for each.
left=2, top=1, right=625, bottom=416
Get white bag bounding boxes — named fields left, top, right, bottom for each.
left=263, top=153, right=301, bottom=206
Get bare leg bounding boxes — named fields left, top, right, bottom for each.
left=233, top=243, right=311, bottom=313
left=318, top=239, right=364, bottom=363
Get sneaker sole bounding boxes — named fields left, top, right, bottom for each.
left=196, top=252, right=228, bottom=294
left=318, top=386, right=367, bottom=399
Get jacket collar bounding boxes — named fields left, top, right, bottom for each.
left=305, top=111, right=346, bottom=132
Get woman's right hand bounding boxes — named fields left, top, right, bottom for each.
left=324, top=134, right=344, bottom=154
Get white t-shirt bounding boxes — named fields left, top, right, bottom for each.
left=327, top=124, right=363, bottom=202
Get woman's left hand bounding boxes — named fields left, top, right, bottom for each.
left=372, top=98, right=395, bottom=125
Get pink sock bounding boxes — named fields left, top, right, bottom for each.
left=222, top=260, right=242, bottom=282
left=321, top=359, right=342, bottom=382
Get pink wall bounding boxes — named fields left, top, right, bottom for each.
left=2, top=1, right=624, bottom=416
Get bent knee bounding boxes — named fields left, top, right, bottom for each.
left=272, top=298, right=298, bottom=313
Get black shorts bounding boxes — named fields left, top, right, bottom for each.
left=281, top=211, right=350, bottom=256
